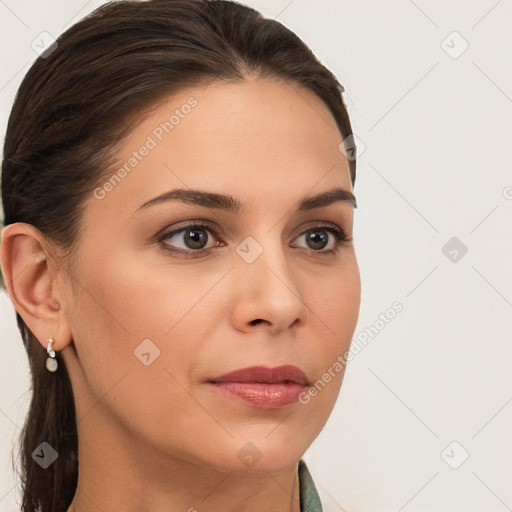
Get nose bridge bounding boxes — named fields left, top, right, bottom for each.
left=230, top=229, right=309, bottom=332
left=236, top=229, right=293, bottom=291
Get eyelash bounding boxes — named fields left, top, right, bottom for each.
left=157, top=221, right=351, bottom=258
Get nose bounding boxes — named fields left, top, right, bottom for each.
left=229, top=241, right=309, bottom=334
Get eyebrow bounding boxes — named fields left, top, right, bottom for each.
left=136, top=186, right=357, bottom=214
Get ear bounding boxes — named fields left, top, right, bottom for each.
left=0, top=222, right=73, bottom=352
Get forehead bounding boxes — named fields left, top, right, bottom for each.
left=87, top=78, right=352, bottom=217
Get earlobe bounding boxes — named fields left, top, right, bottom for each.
left=0, top=222, right=72, bottom=351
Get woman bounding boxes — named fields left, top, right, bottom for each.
left=0, top=0, right=360, bottom=510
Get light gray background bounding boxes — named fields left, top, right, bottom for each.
left=1, top=1, right=511, bottom=511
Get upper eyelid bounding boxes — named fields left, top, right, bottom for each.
left=158, top=220, right=221, bottom=240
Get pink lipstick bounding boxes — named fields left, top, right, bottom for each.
left=208, top=365, right=309, bottom=409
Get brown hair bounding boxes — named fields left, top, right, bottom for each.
left=0, top=0, right=356, bottom=510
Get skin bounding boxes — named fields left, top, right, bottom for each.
left=1, top=77, right=360, bottom=512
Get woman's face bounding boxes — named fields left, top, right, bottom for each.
left=59, top=78, right=360, bottom=473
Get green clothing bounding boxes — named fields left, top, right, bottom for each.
left=298, top=459, right=322, bottom=512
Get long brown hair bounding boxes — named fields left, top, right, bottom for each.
left=1, top=1, right=356, bottom=510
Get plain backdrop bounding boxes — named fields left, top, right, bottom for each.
left=1, top=1, right=511, bottom=511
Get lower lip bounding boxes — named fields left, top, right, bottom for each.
left=209, top=382, right=307, bottom=409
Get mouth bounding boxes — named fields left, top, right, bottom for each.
left=207, top=365, right=310, bottom=409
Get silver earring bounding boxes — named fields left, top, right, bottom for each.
left=46, top=337, right=58, bottom=373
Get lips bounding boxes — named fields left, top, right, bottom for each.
left=209, top=365, right=309, bottom=386
left=208, top=365, right=309, bottom=409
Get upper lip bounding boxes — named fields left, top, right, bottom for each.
left=208, top=365, right=309, bottom=386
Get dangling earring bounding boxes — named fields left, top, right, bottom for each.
left=46, top=337, right=58, bottom=373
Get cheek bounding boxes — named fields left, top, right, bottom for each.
left=308, top=256, right=361, bottom=347
left=66, top=253, right=213, bottom=449
left=66, top=244, right=220, bottom=399
left=303, top=258, right=360, bottom=396
left=70, top=244, right=205, bottom=340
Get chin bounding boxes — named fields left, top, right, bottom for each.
left=199, top=428, right=318, bottom=475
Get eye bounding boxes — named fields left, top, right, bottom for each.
left=157, top=221, right=350, bottom=257
left=159, top=222, right=222, bottom=253
left=292, top=225, right=349, bottom=254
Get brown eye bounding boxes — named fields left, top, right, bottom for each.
left=176, top=227, right=209, bottom=249
left=303, top=231, right=329, bottom=251
left=159, top=222, right=222, bottom=253
left=292, top=224, right=350, bottom=254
